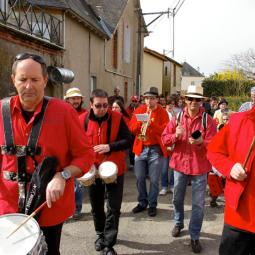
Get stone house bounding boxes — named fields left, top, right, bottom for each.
left=0, top=0, right=146, bottom=104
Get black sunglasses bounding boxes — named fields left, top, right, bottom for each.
left=186, top=97, right=202, bottom=102
left=15, top=53, right=46, bottom=65
left=94, top=103, right=108, bottom=109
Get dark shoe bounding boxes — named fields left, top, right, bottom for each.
left=132, top=204, right=147, bottom=214
left=101, top=247, right=117, bottom=255
left=148, top=207, right=157, bottom=217
left=210, top=197, right=218, bottom=207
left=191, top=239, right=202, bottom=253
left=72, top=211, right=82, bottom=220
left=95, top=235, right=104, bottom=251
left=171, top=224, right=184, bottom=237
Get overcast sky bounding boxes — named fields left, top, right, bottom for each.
left=140, top=0, right=255, bottom=76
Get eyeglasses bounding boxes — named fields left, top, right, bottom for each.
left=186, top=97, right=202, bottom=102
left=94, top=103, right=108, bottom=109
left=15, top=53, right=46, bottom=65
left=132, top=100, right=138, bottom=103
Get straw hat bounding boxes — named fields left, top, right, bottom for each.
left=64, top=87, right=83, bottom=99
left=185, top=85, right=205, bottom=98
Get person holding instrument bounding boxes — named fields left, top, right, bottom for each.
left=0, top=53, right=94, bottom=255
left=130, top=87, right=169, bottom=217
left=161, top=85, right=216, bottom=253
left=207, top=107, right=255, bottom=255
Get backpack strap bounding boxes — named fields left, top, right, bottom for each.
left=1, top=98, right=15, bottom=154
left=202, top=112, right=207, bottom=131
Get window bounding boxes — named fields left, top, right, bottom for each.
left=0, top=0, right=8, bottom=14
left=173, top=65, right=176, bottom=87
left=113, top=31, right=118, bottom=69
left=32, top=21, right=50, bottom=41
left=165, top=66, right=168, bottom=76
left=123, top=22, right=131, bottom=63
left=90, top=76, right=97, bottom=92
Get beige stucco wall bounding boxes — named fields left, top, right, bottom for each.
left=62, top=0, right=142, bottom=106
left=142, top=52, right=163, bottom=95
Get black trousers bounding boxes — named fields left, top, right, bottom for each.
left=219, top=224, right=255, bottom=255
left=41, top=223, right=63, bottom=255
left=89, top=175, right=124, bottom=248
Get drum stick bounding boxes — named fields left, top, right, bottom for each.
left=243, top=136, right=255, bottom=171
left=6, top=201, right=47, bottom=239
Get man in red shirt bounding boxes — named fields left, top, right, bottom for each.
left=79, top=89, right=131, bottom=255
left=161, top=85, right=216, bottom=253
left=208, top=107, right=255, bottom=254
left=130, top=87, right=169, bottom=217
left=64, top=87, right=87, bottom=220
left=0, top=53, right=94, bottom=254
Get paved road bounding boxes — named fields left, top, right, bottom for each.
left=60, top=171, right=224, bottom=255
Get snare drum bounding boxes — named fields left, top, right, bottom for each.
left=0, top=213, right=47, bottom=255
left=98, top=161, right=118, bottom=184
left=78, top=164, right=96, bottom=186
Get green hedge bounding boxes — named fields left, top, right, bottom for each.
left=225, top=96, right=250, bottom=111
left=202, top=78, right=255, bottom=97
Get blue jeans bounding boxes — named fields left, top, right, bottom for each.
left=134, top=145, right=162, bottom=208
left=173, top=171, right=207, bottom=240
left=75, top=179, right=84, bottom=213
left=161, top=157, right=174, bottom=188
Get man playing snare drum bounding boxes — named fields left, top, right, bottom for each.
left=79, top=89, right=131, bottom=255
left=0, top=53, right=94, bottom=254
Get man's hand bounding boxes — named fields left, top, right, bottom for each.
left=230, top=163, right=247, bottom=181
left=46, top=172, right=66, bottom=208
left=188, top=136, right=203, bottom=145
left=94, top=144, right=110, bottom=154
left=176, top=123, right=184, bottom=139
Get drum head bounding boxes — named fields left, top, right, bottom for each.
left=0, top=213, right=40, bottom=255
left=99, top=161, right=117, bottom=177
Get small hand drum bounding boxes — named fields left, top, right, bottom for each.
left=77, top=165, right=96, bottom=186
left=98, top=161, right=118, bottom=184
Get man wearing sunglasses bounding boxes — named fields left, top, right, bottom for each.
left=79, top=89, right=131, bottom=255
left=162, top=85, right=216, bottom=253
left=0, top=53, right=94, bottom=254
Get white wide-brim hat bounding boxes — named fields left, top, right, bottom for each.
left=185, top=85, right=205, bottom=98
left=64, top=87, right=83, bottom=99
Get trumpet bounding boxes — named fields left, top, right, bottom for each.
left=138, top=110, right=152, bottom=141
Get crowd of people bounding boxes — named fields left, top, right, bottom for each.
left=0, top=53, right=255, bottom=255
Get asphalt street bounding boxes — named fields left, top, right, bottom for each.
left=60, top=170, right=224, bottom=255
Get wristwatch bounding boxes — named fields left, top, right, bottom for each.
left=60, top=169, right=71, bottom=181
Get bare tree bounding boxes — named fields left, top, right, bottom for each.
left=225, top=48, right=255, bottom=79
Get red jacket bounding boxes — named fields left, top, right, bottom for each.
left=162, top=107, right=217, bottom=175
left=0, top=96, right=94, bottom=226
left=79, top=110, right=127, bottom=176
left=207, top=108, right=255, bottom=232
left=130, top=104, right=169, bottom=156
